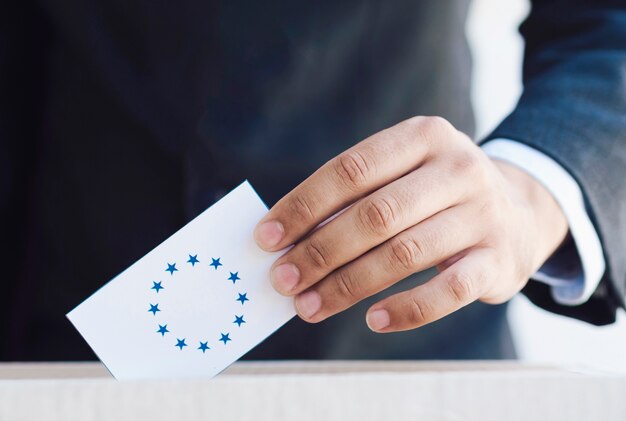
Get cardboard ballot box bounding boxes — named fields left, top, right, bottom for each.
left=1, top=361, right=625, bottom=421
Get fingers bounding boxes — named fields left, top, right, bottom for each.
left=269, top=161, right=467, bottom=296
left=293, top=203, right=485, bottom=322
left=254, top=117, right=452, bottom=251
left=365, top=248, right=494, bottom=332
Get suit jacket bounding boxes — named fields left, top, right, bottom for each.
left=0, top=0, right=623, bottom=361
left=482, top=0, right=626, bottom=325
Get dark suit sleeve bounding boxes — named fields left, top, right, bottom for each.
left=481, top=0, right=626, bottom=325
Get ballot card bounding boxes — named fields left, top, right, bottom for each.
left=67, top=181, right=296, bottom=380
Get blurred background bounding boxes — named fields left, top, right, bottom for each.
left=468, top=0, right=626, bottom=373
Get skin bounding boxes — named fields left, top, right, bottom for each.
left=253, top=116, right=569, bottom=333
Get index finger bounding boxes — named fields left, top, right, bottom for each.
left=253, top=116, right=450, bottom=251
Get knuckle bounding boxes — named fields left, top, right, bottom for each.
left=288, top=194, right=316, bottom=223
left=406, top=115, right=451, bottom=132
left=408, top=295, right=430, bottom=326
left=401, top=116, right=427, bottom=134
left=449, top=150, right=481, bottom=175
left=333, top=149, right=373, bottom=191
left=419, top=116, right=453, bottom=134
left=334, top=270, right=361, bottom=301
left=401, top=116, right=455, bottom=151
left=358, top=196, right=399, bottom=237
left=304, top=238, right=332, bottom=271
left=388, top=236, right=425, bottom=272
left=446, top=271, right=476, bottom=304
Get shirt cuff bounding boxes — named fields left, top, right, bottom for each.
left=481, top=139, right=606, bottom=305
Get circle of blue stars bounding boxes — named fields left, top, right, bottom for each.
left=149, top=255, right=249, bottom=354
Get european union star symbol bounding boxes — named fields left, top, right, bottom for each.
left=210, top=257, right=222, bottom=270
left=148, top=254, right=247, bottom=355
left=68, top=182, right=298, bottom=380
left=233, top=315, right=246, bottom=327
left=187, top=254, right=199, bottom=266
left=166, top=263, right=178, bottom=275
left=237, top=293, right=249, bottom=305
left=228, top=272, right=240, bottom=284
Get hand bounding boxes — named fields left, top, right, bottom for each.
left=254, top=116, right=568, bottom=332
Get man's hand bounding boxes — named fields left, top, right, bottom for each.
left=253, top=117, right=568, bottom=332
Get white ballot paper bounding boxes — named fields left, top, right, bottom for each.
left=67, top=181, right=296, bottom=380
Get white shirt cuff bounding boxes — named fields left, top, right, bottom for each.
left=481, top=139, right=606, bottom=305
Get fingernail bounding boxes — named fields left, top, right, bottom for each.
left=254, top=220, right=284, bottom=249
left=295, top=291, right=322, bottom=319
left=366, top=309, right=390, bottom=331
left=271, top=263, right=300, bottom=293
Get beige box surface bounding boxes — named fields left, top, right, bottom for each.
left=1, top=361, right=624, bottom=421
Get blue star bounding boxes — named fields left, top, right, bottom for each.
left=187, top=254, right=199, bottom=266
left=175, top=338, right=187, bottom=350
left=165, top=263, right=178, bottom=275
left=219, top=333, right=231, bottom=345
left=236, top=293, right=249, bottom=305
left=210, top=258, right=222, bottom=270
left=157, top=324, right=169, bottom=336
left=152, top=281, right=164, bottom=293
left=148, top=303, right=160, bottom=315
left=228, top=272, right=240, bottom=284
left=198, top=341, right=210, bottom=353
left=233, top=315, right=246, bottom=327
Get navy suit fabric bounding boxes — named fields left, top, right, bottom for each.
left=484, top=0, right=626, bottom=325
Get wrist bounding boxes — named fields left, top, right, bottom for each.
left=492, top=159, right=569, bottom=272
